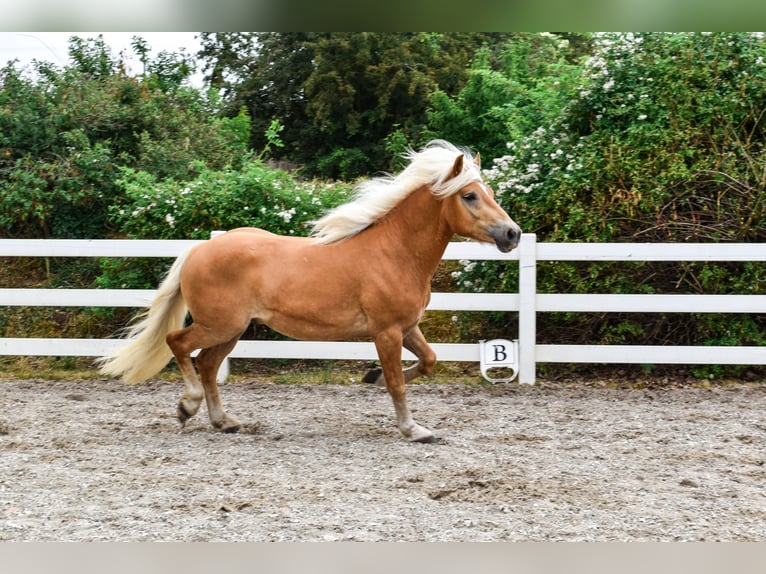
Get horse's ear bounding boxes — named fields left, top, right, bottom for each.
left=474, top=152, right=481, bottom=168
left=449, top=155, right=464, bottom=179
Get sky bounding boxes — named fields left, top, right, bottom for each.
left=0, top=32, right=204, bottom=86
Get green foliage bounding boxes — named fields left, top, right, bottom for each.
left=455, top=32, right=766, bottom=360
left=383, top=126, right=412, bottom=172
left=97, top=157, right=351, bottom=289
left=425, top=34, right=585, bottom=161
left=0, top=35, right=250, bottom=239
left=482, top=32, right=766, bottom=242
left=111, top=157, right=349, bottom=240
left=299, top=32, right=443, bottom=178
left=256, top=117, right=285, bottom=160
left=199, top=32, right=514, bottom=178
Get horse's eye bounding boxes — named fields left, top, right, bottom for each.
left=462, top=191, right=478, bottom=202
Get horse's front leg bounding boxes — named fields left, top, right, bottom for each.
left=373, top=329, right=435, bottom=443
left=364, top=325, right=436, bottom=385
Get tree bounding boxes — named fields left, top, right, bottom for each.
left=197, top=32, right=259, bottom=91
left=425, top=33, right=587, bottom=161
left=196, top=33, right=513, bottom=178
left=0, top=35, right=250, bottom=239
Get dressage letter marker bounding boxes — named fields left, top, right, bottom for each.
left=479, top=339, right=519, bottom=383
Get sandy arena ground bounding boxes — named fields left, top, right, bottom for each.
left=1, top=377, right=765, bottom=541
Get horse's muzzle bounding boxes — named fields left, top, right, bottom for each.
left=489, top=222, right=522, bottom=253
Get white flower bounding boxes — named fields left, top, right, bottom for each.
left=460, top=260, right=477, bottom=273
left=638, top=114, right=648, bottom=121
left=277, top=207, right=297, bottom=223
left=165, top=213, right=176, bottom=227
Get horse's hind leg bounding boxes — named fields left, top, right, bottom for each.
left=167, top=326, right=205, bottom=427
left=166, top=323, right=243, bottom=430
left=196, top=337, right=242, bottom=433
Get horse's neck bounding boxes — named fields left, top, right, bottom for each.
left=373, top=185, right=452, bottom=282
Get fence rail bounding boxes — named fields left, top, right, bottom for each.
left=2, top=233, right=765, bottom=384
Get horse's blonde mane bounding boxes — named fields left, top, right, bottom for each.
left=310, top=139, right=482, bottom=245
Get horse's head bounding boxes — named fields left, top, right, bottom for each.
left=442, top=153, right=521, bottom=253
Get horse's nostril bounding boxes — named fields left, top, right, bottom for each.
left=490, top=223, right=520, bottom=253
left=506, top=225, right=520, bottom=244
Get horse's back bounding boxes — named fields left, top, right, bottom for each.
left=186, top=227, right=313, bottom=274
left=226, top=226, right=276, bottom=237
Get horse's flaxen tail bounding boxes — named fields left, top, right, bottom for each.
left=97, top=251, right=190, bottom=384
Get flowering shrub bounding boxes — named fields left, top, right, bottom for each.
left=96, top=157, right=350, bottom=289
left=427, top=34, right=582, bottom=164
left=452, top=33, right=766, bottom=368
left=485, top=32, right=766, bottom=241
left=110, top=157, right=350, bottom=240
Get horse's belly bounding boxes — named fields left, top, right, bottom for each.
left=261, top=308, right=370, bottom=342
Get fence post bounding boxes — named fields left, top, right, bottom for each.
left=518, top=233, right=537, bottom=384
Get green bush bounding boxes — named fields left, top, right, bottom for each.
left=97, top=157, right=351, bottom=289
left=425, top=35, right=582, bottom=161
left=111, top=157, right=350, bottom=240
left=455, top=33, right=766, bottom=366
left=0, top=37, right=250, bottom=240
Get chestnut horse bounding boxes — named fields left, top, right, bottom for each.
left=98, top=140, right=521, bottom=442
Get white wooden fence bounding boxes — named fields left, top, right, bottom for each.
left=1, top=233, right=765, bottom=384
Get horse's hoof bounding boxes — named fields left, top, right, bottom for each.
left=406, top=424, right=436, bottom=443
left=177, top=403, right=192, bottom=425
left=362, top=368, right=382, bottom=384
left=214, top=415, right=243, bottom=434
left=413, top=434, right=437, bottom=444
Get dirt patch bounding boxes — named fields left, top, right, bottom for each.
left=1, top=378, right=765, bottom=541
